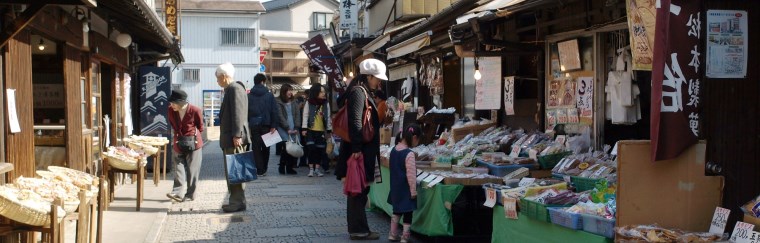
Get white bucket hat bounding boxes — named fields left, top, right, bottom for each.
left=359, top=59, right=388, bottom=81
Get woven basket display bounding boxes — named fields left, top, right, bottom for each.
left=127, top=136, right=169, bottom=146
left=0, top=187, right=64, bottom=226
left=103, top=153, right=145, bottom=171
left=127, top=142, right=159, bottom=155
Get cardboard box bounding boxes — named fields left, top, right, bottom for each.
left=745, top=213, right=760, bottom=228
left=617, top=141, right=724, bottom=232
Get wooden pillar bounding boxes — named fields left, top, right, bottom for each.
left=64, top=45, right=85, bottom=171
left=3, top=30, right=35, bottom=179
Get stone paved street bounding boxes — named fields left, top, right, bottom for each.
left=159, top=140, right=416, bottom=242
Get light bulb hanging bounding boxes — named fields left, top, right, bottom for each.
left=473, top=58, right=482, bottom=80
left=37, top=38, right=45, bottom=51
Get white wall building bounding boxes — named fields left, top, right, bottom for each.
left=155, top=0, right=265, bottom=121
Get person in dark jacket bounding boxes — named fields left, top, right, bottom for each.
left=302, top=83, right=332, bottom=177
left=248, top=73, right=280, bottom=176
left=335, top=58, right=385, bottom=240
left=276, top=84, right=302, bottom=174
left=216, top=62, right=251, bottom=213
left=166, top=90, right=204, bottom=202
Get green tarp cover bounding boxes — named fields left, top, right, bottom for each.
left=369, top=166, right=464, bottom=236
left=492, top=206, right=613, bottom=243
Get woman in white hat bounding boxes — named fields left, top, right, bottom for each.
left=335, top=58, right=387, bottom=240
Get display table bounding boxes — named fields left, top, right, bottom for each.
left=492, top=206, right=612, bottom=243
left=369, top=166, right=464, bottom=236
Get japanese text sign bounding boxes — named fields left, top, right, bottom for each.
left=300, top=35, right=346, bottom=93
left=165, top=0, right=178, bottom=36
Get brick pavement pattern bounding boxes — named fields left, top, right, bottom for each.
left=159, top=141, right=417, bottom=242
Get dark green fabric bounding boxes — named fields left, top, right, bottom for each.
left=492, top=206, right=613, bottom=243
left=369, top=166, right=464, bottom=236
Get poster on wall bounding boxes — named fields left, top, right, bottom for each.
left=33, top=84, right=65, bottom=109
left=475, top=57, right=501, bottom=110
left=504, top=76, right=515, bottom=115
left=576, top=77, right=594, bottom=122
left=706, top=10, right=748, bottom=78
left=626, top=0, right=656, bottom=70
left=557, top=39, right=581, bottom=71
left=650, top=0, right=702, bottom=162
left=139, top=67, right=171, bottom=140
left=547, top=78, right=576, bottom=109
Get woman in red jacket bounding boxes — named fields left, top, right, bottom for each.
left=166, top=90, right=204, bottom=202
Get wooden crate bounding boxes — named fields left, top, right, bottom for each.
left=450, top=123, right=495, bottom=142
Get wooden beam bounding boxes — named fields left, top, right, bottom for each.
left=0, top=0, right=93, bottom=6
left=0, top=3, right=45, bottom=49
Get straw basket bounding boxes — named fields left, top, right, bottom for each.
left=127, top=142, right=159, bottom=155
left=104, top=154, right=141, bottom=171
left=48, top=166, right=98, bottom=189
left=0, top=191, right=64, bottom=226
left=36, top=170, right=97, bottom=199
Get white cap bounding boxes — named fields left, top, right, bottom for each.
left=359, top=59, right=388, bottom=80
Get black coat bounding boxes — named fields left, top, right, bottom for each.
left=335, top=86, right=380, bottom=182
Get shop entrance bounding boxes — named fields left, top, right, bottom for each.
left=32, top=34, right=67, bottom=170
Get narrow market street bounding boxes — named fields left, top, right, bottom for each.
left=158, top=137, right=421, bottom=242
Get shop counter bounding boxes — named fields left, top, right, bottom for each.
left=491, top=205, right=612, bottom=243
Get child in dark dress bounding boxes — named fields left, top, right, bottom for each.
left=387, top=124, right=422, bottom=242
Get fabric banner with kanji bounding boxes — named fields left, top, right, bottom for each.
left=650, top=0, right=703, bottom=161
left=300, top=35, right=346, bottom=93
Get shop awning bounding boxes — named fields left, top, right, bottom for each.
left=386, top=31, right=432, bottom=59
left=457, top=0, right=556, bottom=23
left=388, top=63, right=417, bottom=81
left=98, top=0, right=183, bottom=63
left=388, top=0, right=479, bottom=47
left=362, top=18, right=427, bottom=53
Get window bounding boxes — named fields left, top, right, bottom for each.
left=313, top=12, right=333, bottom=30
left=272, top=51, right=284, bottom=58
left=220, top=28, right=256, bottom=46
left=183, top=69, right=200, bottom=82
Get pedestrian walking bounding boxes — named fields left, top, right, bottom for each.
left=276, top=84, right=301, bottom=175
left=166, top=90, right=204, bottom=202
left=335, top=58, right=385, bottom=240
left=388, top=124, right=422, bottom=243
left=216, top=62, right=251, bottom=213
left=248, top=73, right=281, bottom=176
left=302, top=83, right=331, bottom=177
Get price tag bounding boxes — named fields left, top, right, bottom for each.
left=509, top=145, right=521, bottom=158
left=710, top=207, right=731, bottom=234
left=747, top=231, right=760, bottom=243
left=483, top=188, right=497, bottom=208
left=528, top=149, right=538, bottom=160
left=731, top=221, right=755, bottom=243
left=592, top=166, right=607, bottom=179
left=503, top=195, right=518, bottom=219
left=518, top=178, right=536, bottom=187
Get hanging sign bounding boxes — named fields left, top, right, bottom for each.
left=626, top=0, right=657, bottom=70
left=504, top=76, right=515, bottom=115
left=650, top=0, right=702, bottom=161
left=576, top=77, right=594, bottom=121
left=301, top=35, right=346, bottom=93
left=165, top=0, right=178, bottom=36
left=706, top=10, right=748, bottom=78
left=475, top=57, right=502, bottom=110
left=339, top=0, right=358, bottom=29
left=483, top=188, right=497, bottom=208
left=557, top=39, right=581, bottom=71
left=139, top=67, right=171, bottom=141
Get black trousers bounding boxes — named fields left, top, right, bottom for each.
left=250, top=125, right=272, bottom=175
left=278, top=142, right=297, bottom=169
left=347, top=187, right=371, bottom=234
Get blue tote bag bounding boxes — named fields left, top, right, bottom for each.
left=225, top=148, right=258, bottom=184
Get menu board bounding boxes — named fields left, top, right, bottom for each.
left=475, top=57, right=502, bottom=110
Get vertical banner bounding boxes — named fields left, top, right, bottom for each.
left=650, top=0, right=702, bottom=162
left=339, top=0, right=358, bottom=29
left=165, top=0, right=178, bottom=36
left=576, top=77, right=594, bottom=123
left=706, top=10, right=748, bottom=78
left=626, top=0, right=657, bottom=70
left=475, top=57, right=501, bottom=110
left=301, top=35, right=346, bottom=93
left=504, top=77, right=515, bottom=115
left=139, top=67, right=171, bottom=140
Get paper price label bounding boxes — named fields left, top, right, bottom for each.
left=528, top=149, right=538, bottom=160
left=746, top=231, right=760, bottom=243
left=503, top=196, right=518, bottom=220
left=592, top=166, right=607, bottom=179
left=509, top=145, right=520, bottom=158
left=731, top=221, right=755, bottom=243
left=518, top=178, right=536, bottom=187
left=483, top=188, right=497, bottom=208
left=710, top=207, right=731, bottom=234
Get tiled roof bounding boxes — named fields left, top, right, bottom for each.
left=262, top=0, right=304, bottom=12
left=157, top=0, right=266, bottom=12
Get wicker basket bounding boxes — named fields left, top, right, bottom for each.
left=127, top=142, right=159, bottom=155
left=37, top=171, right=97, bottom=199
left=104, top=154, right=143, bottom=171
left=0, top=189, right=64, bottom=226
left=48, top=166, right=98, bottom=189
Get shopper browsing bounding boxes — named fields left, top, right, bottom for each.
left=301, top=83, right=331, bottom=177
left=387, top=124, right=422, bottom=243
left=276, top=84, right=301, bottom=175
left=166, top=90, right=204, bottom=202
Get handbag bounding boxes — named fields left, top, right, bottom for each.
left=177, top=127, right=198, bottom=153
left=343, top=153, right=367, bottom=197
left=285, top=135, right=304, bottom=158
left=225, top=146, right=258, bottom=184
left=333, top=87, right=374, bottom=143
